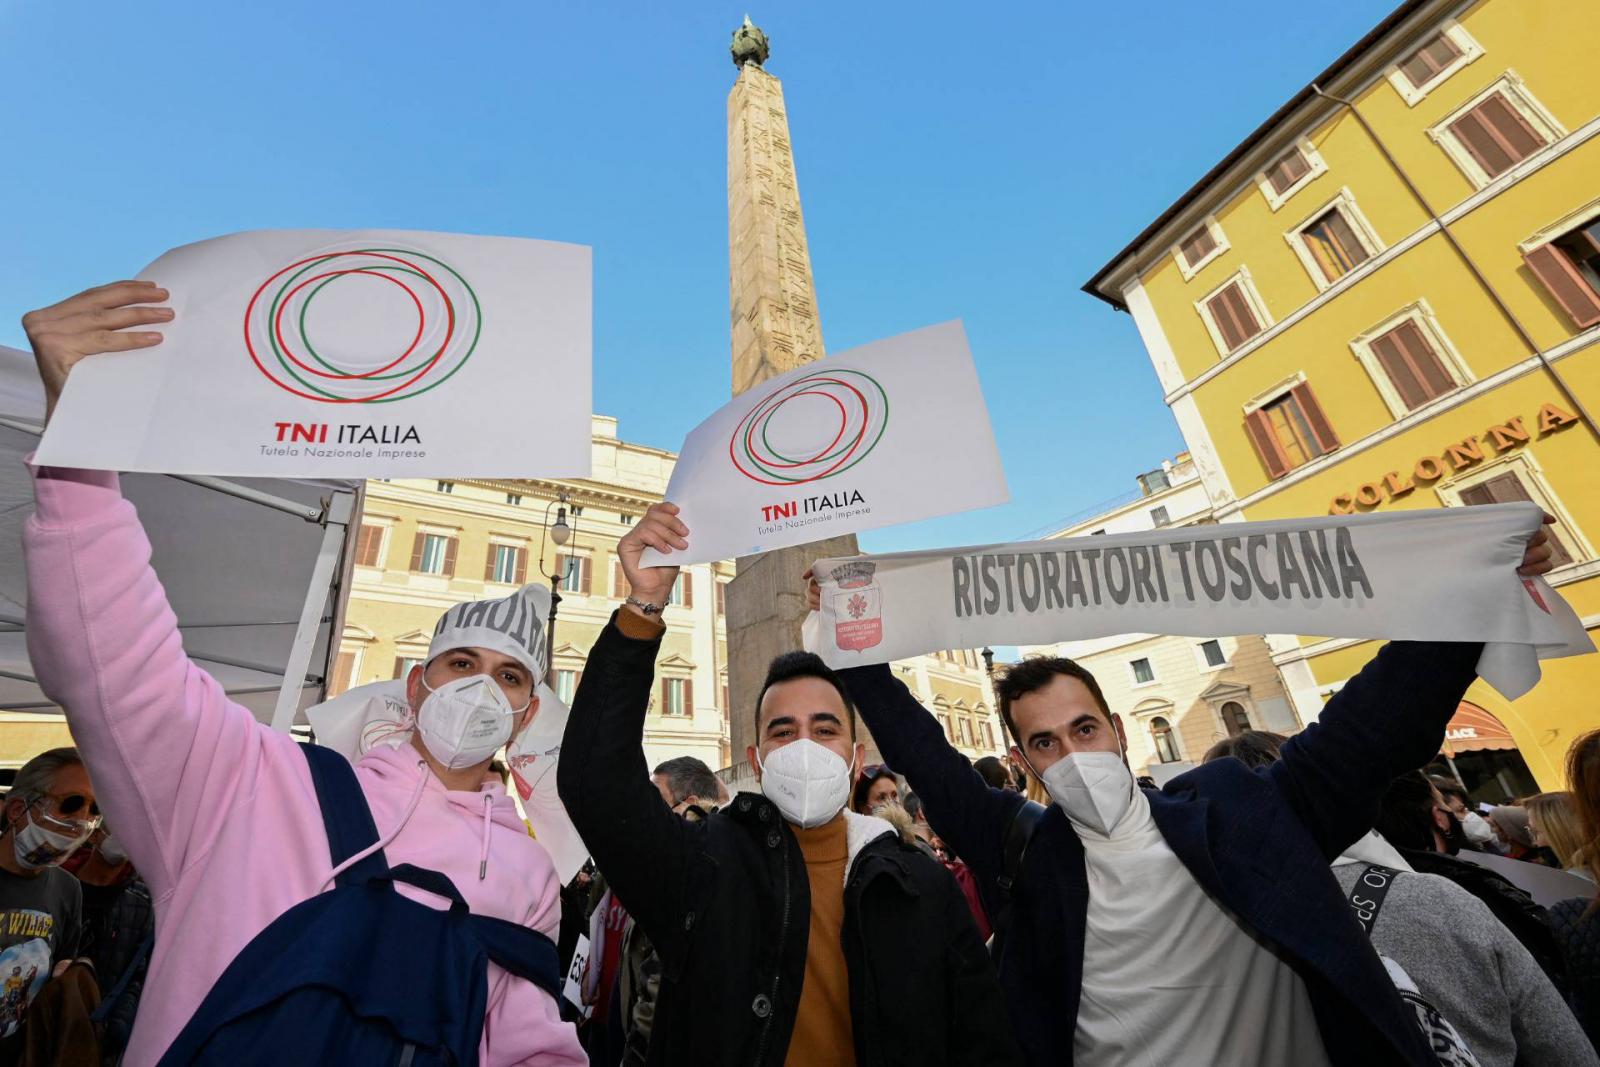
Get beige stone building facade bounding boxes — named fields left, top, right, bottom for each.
left=1022, top=454, right=1302, bottom=780
left=338, top=414, right=1002, bottom=780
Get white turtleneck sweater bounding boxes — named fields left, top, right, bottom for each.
left=1072, top=788, right=1332, bottom=1067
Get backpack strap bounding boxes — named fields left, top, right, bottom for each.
left=1347, top=864, right=1398, bottom=935
left=470, top=914, right=564, bottom=1001
left=997, top=798, right=1047, bottom=895
left=300, top=743, right=389, bottom=888
left=88, top=931, right=153, bottom=1024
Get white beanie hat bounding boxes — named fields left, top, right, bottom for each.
left=426, top=583, right=551, bottom=684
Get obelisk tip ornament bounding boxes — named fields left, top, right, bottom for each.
left=731, top=15, right=770, bottom=68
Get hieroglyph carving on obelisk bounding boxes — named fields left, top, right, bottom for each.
left=727, top=61, right=827, bottom=395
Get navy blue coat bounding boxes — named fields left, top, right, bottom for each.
left=843, top=639, right=1482, bottom=1066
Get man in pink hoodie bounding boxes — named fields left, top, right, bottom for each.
left=19, top=280, right=585, bottom=1064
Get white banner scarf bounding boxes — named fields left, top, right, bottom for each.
left=802, top=503, right=1593, bottom=700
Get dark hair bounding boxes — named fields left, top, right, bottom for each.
left=1428, top=775, right=1468, bottom=806
left=651, top=756, right=719, bottom=807
left=1202, top=730, right=1288, bottom=770
left=974, top=756, right=1012, bottom=790
left=755, top=651, right=857, bottom=738
left=995, top=657, right=1111, bottom=746
left=850, top=764, right=898, bottom=814
left=1373, top=770, right=1440, bottom=853
left=902, top=790, right=924, bottom=821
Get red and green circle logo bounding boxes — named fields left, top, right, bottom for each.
left=243, top=244, right=481, bottom=403
left=729, top=368, right=889, bottom=485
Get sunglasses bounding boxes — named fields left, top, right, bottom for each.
left=40, top=793, right=100, bottom=818
left=862, top=763, right=896, bottom=779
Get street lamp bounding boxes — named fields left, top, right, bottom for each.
left=538, top=492, right=578, bottom=677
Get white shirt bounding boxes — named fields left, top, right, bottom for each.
left=1073, top=789, right=1332, bottom=1067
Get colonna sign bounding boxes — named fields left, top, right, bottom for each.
left=1328, top=402, right=1578, bottom=514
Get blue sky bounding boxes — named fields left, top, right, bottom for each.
left=0, top=0, right=1402, bottom=552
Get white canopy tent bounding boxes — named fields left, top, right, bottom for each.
left=0, top=345, right=362, bottom=730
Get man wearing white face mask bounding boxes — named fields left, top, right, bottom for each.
left=558, top=503, right=1021, bottom=1067
left=808, top=522, right=1561, bottom=1067
left=21, top=282, right=585, bottom=1063
left=0, top=748, right=90, bottom=1054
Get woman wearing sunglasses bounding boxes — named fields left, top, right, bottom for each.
left=0, top=747, right=97, bottom=1056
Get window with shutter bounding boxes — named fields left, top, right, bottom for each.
left=1448, top=94, right=1547, bottom=180
left=1245, top=409, right=1291, bottom=480
left=1524, top=242, right=1600, bottom=330
left=488, top=544, right=521, bottom=584
left=558, top=554, right=590, bottom=594
left=355, top=525, right=384, bottom=567
left=1289, top=383, right=1340, bottom=455
left=513, top=547, right=527, bottom=585
left=393, top=656, right=423, bottom=680
left=1369, top=320, right=1455, bottom=410
left=441, top=537, right=458, bottom=578
left=1399, top=32, right=1462, bottom=89
left=409, top=532, right=427, bottom=572
left=613, top=559, right=626, bottom=597
left=1252, top=383, right=1338, bottom=476
left=1265, top=147, right=1312, bottom=195
left=1179, top=226, right=1217, bottom=269
left=1300, top=207, right=1371, bottom=284
left=1457, top=473, right=1574, bottom=567
left=1205, top=281, right=1263, bottom=352
left=417, top=533, right=450, bottom=575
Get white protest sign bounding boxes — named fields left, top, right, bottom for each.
left=563, top=933, right=594, bottom=1019
left=305, top=676, right=591, bottom=883
left=640, top=321, right=1007, bottom=566
left=37, top=229, right=592, bottom=478
left=803, top=503, right=1593, bottom=700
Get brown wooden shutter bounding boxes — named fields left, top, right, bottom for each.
left=580, top=556, right=591, bottom=595
left=660, top=679, right=669, bottom=714
left=1371, top=332, right=1427, bottom=410
left=484, top=545, right=497, bottom=581
left=442, top=537, right=458, bottom=578
left=1245, top=409, right=1291, bottom=479
left=355, top=525, right=382, bottom=566
left=1399, top=32, right=1459, bottom=88
left=330, top=651, right=356, bottom=695
left=1290, top=383, right=1340, bottom=455
left=1451, top=97, right=1543, bottom=180
left=684, top=678, right=694, bottom=714
left=1207, top=282, right=1261, bottom=351
left=409, top=532, right=426, bottom=572
left=681, top=572, right=693, bottom=609
left=554, top=553, right=567, bottom=588
left=1523, top=244, right=1600, bottom=328
left=1391, top=321, right=1453, bottom=402
left=613, top=559, right=625, bottom=597
left=1267, top=148, right=1309, bottom=194
left=514, top=546, right=527, bottom=585
left=1179, top=226, right=1215, bottom=268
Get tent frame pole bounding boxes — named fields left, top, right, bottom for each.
left=271, top=490, right=356, bottom=732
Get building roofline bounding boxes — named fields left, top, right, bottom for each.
left=1081, top=0, right=1435, bottom=310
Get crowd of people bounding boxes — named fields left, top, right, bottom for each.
left=4, top=279, right=1598, bottom=1063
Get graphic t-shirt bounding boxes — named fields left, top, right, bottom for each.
left=0, top=867, right=82, bottom=1038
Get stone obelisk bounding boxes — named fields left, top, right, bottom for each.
left=724, top=18, right=864, bottom=764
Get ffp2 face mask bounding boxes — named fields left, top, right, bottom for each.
left=416, top=674, right=528, bottom=771
left=758, top=738, right=855, bottom=829
left=1036, top=750, right=1136, bottom=837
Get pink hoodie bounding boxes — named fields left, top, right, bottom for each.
left=22, top=461, right=585, bottom=1066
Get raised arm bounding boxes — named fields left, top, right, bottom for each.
left=555, top=505, right=700, bottom=961
left=22, top=283, right=305, bottom=901
left=837, top=664, right=1021, bottom=888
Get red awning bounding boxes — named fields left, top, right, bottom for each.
left=1442, top=703, right=1517, bottom=756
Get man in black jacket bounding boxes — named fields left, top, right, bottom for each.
left=558, top=503, right=1020, bottom=1067
left=809, top=523, right=1558, bottom=1066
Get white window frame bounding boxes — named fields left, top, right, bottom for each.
left=1129, top=657, right=1159, bottom=688
left=1435, top=451, right=1592, bottom=563
left=1427, top=72, right=1566, bottom=190
left=1195, top=266, right=1274, bottom=358
left=1170, top=216, right=1230, bottom=281
left=1254, top=137, right=1328, bottom=212
left=417, top=532, right=451, bottom=576
left=1136, top=707, right=1185, bottom=764
left=1385, top=19, right=1485, bottom=107
left=662, top=676, right=690, bottom=717
left=1241, top=370, right=1309, bottom=417
left=1348, top=299, right=1473, bottom=419
left=1285, top=187, right=1385, bottom=292
left=333, top=644, right=365, bottom=693
left=554, top=668, right=580, bottom=706
left=1194, top=639, right=1229, bottom=672
left=558, top=551, right=591, bottom=595
left=1518, top=194, right=1600, bottom=254
left=487, top=537, right=524, bottom=586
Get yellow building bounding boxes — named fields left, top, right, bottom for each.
left=340, top=415, right=1003, bottom=780
left=1023, top=454, right=1303, bottom=781
left=1085, top=0, right=1600, bottom=794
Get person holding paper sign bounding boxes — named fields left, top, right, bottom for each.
left=805, top=528, right=1556, bottom=1067
left=18, top=283, right=585, bottom=1064
left=557, top=503, right=1021, bottom=1067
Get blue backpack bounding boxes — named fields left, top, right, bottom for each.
left=158, top=744, right=562, bottom=1065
